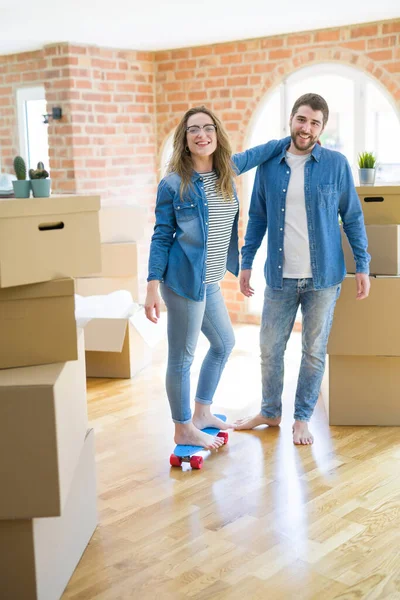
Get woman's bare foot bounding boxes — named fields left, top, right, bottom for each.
left=192, top=403, right=232, bottom=431
left=292, top=421, right=314, bottom=445
left=174, top=422, right=225, bottom=450
left=234, top=413, right=281, bottom=430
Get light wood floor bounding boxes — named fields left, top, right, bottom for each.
left=63, top=325, right=400, bottom=600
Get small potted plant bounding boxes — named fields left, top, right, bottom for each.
left=29, top=161, right=51, bottom=197
left=358, top=151, right=377, bottom=186
left=12, top=156, right=31, bottom=198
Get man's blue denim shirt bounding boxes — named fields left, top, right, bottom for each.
left=241, top=142, right=370, bottom=290
left=148, top=137, right=291, bottom=301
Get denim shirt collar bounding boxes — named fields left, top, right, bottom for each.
left=276, top=141, right=322, bottom=164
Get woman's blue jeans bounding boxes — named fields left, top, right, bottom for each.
left=260, top=278, right=341, bottom=422
left=160, top=283, right=235, bottom=423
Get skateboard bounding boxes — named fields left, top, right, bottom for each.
left=170, top=414, right=229, bottom=470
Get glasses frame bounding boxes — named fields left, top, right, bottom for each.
left=186, top=124, right=217, bottom=135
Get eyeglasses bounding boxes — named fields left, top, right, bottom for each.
left=186, top=124, right=217, bottom=135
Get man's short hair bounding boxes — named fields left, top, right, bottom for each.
left=290, top=93, right=329, bottom=126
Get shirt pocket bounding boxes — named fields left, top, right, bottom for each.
left=174, top=200, right=199, bottom=222
left=317, top=183, right=338, bottom=213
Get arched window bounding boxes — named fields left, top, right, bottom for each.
left=244, top=64, right=400, bottom=314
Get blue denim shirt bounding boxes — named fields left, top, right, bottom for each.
left=241, top=142, right=370, bottom=290
left=148, top=137, right=291, bottom=301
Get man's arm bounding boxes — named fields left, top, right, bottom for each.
left=338, top=159, right=371, bottom=300
left=232, top=137, right=290, bottom=176
left=240, top=165, right=268, bottom=296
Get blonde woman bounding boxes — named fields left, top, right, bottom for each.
left=145, top=106, right=288, bottom=449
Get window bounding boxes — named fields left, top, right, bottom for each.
left=243, top=64, right=400, bottom=314
left=160, top=131, right=174, bottom=179
left=17, top=86, right=50, bottom=172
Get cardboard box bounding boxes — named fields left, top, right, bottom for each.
left=0, top=429, right=97, bottom=600
left=356, top=184, right=400, bottom=225
left=87, top=242, right=138, bottom=278
left=0, top=277, right=78, bottom=369
left=328, top=275, right=400, bottom=356
left=85, top=317, right=152, bottom=378
left=0, top=194, right=101, bottom=288
left=99, top=205, right=147, bottom=243
left=321, top=355, right=400, bottom=425
left=75, top=275, right=139, bottom=301
left=0, top=329, right=88, bottom=518
left=342, top=225, right=400, bottom=275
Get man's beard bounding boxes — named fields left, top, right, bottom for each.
left=291, top=131, right=318, bottom=152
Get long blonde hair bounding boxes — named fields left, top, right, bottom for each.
left=167, top=106, right=236, bottom=200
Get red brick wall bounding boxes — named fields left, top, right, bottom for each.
left=155, top=18, right=400, bottom=322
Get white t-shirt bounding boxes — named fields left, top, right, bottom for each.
left=282, top=151, right=312, bottom=279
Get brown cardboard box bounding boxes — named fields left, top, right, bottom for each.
left=0, top=429, right=97, bottom=600
left=327, top=275, right=400, bottom=356
left=0, top=278, right=78, bottom=369
left=342, top=225, right=400, bottom=275
left=75, top=275, right=139, bottom=300
left=0, top=329, right=88, bottom=518
left=321, top=355, right=400, bottom=425
left=0, top=194, right=101, bottom=288
left=87, top=242, right=138, bottom=277
left=85, top=317, right=152, bottom=378
left=99, top=205, right=147, bottom=243
left=356, top=184, right=400, bottom=225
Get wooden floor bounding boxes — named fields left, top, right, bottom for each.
left=63, top=325, right=400, bottom=600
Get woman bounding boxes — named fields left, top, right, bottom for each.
left=145, top=106, right=288, bottom=450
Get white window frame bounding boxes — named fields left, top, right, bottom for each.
left=16, top=86, right=46, bottom=166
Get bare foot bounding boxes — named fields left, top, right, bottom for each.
left=174, top=422, right=224, bottom=450
left=234, top=413, right=281, bottom=430
left=192, top=410, right=232, bottom=432
left=292, top=421, right=314, bottom=445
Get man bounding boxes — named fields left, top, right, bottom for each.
left=235, top=93, right=370, bottom=445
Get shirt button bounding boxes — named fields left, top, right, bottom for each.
left=205, top=222, right=208, bottom=225
left=200, top=177, right=203, bottom=181
left=283, top=189, right=286, bottom=192
left=286, top=171, right=289, bottom=174
left=191, top=204, right=194, bottom=207
left=280, top=228, right=283, bottom=231
left=281, top=208, right=285, bottom=212
left=177, top=206, right=180, bottom=210
left=278, top=266, right=282, bottom=269
left=204, top=203, right=207, bottom=206
left=279, top=248, right=282, bottom=251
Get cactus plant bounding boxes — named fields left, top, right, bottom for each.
left=13, top=156, right=27, bottom=180
left=29, top=161, right=49, bottom=180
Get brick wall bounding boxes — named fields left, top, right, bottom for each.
left=0, top=19, right=399, bottom=313
left=154, top=18, right=400, bottom=322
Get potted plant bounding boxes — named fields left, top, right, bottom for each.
left=29, top=162, right=51, bottom=197
left=12, top=156, right=31, bottom=198
left=358, top=152, right=377, bottom=186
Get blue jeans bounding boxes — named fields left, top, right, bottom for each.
left=160, top=283, right=235, bottom=423
left=260, top=278, right=341, bottom=422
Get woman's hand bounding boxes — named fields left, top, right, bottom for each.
left=145, top=280, right=161, bottom=323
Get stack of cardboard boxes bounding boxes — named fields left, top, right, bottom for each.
left=0, top=195, right=101, bottom=599
left=322, top=185, right=400, bottom=426
left=76, top=205, right=153, bottom=379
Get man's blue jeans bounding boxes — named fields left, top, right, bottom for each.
left=160, top=283, right=235, bottom=424
left=260, top=278, right=341, bottom=422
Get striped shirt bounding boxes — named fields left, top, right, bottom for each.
left=202, top=171, right=239, bottom=284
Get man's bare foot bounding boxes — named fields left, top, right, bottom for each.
left=192, top=402, right=233, bottom=431
left=174, top=422, right=225, bottom=450
left=292, top=421, right=314, bottom=445
left=234, top=413, right=281, bottom=430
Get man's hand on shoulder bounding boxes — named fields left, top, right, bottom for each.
left=355, top=273, right=370, bottom=300
left=240, top=269, right=254, bottom=297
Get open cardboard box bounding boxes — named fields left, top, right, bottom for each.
left=0, top=194, right=101, bottom=288
left=0, top=277, right=78, bottom=369
left=0, top=429, right=97, bottom=600
left=0, top=329, right=88, bottom=518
